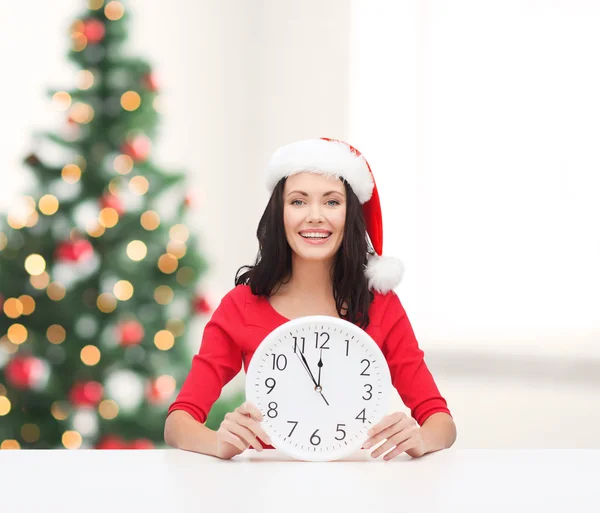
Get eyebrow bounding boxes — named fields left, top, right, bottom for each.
left=286, top=190, right=344, bottom=197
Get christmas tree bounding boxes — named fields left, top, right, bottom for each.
left=0, top=0, right=243, bottom=450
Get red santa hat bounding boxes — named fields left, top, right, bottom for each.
left=265, top=137, right=404, bottom=293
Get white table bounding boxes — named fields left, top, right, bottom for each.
left=1, top=449, right=598, bottom=513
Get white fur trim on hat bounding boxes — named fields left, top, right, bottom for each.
left=265, top=139, right=374, bottom=203
left=365, top=254, right=405, bottom=294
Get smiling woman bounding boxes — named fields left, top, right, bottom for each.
left=165, top=138, right=456, bottom=461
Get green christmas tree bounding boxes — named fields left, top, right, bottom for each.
left=0, top=0, right=243, bottom=450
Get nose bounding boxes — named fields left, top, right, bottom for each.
left=306, top=203, right=324, bottom=223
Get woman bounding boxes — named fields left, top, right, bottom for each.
left=164, top=138, right=456, bottom=460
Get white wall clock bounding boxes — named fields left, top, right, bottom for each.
left=246, top=315, right=392, bottom=461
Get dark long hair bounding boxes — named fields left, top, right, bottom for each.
left=235, top=177, right=375, bottom=328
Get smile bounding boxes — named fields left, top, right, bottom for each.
left=299, top=231, right=332, bottom=244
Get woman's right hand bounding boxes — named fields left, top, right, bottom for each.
left=215, top=401, right=272, bottom=460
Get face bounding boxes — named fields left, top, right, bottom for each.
left=282, top=172, right=347, bottom=264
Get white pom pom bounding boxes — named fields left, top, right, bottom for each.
left=365, top=254, right=405, bottom=294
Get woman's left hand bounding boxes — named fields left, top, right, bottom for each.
left=362, top=412, right=427, bottom=460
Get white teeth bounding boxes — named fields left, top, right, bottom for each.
left=300, top=232, right=330, bottom=239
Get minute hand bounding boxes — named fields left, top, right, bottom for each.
left=293, top=348, right=330, bottom=406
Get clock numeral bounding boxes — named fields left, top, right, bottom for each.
left=362, top=384, right=373, bottom=400
left=360, top=359, right=371, bottom=376
left=292, top=336, right=306, bottom=354
left=265, top=377, right=276, bottom=394
left=287, top=420, right=298, bottom=437
left=335, top=424, right=347, bottom=441
left=345, top=339, right=350, bottom=356
left=267, top=401, right=278, bottom=418
left=310, top=429, right=321, bottom=446
left=271, top=354, right=288, bottom=371
left=355, top=408, right=367, bottom=423
left=314, top=332, right=330, bottom=350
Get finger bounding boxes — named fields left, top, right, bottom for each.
left=383, top=439, right=417, bottom=461
left=235, top=413, right=272, bottom=445
left=371, top=432, right=413, bottom=459
left=368, top=412, right=406, bottom=437
left=364, top=420, right=412, bottom=449
left=237, top=402, right=264, bottom=422
left=220, top=430, right=247, bottom=452
left=226, top=421, right=264, bottom=451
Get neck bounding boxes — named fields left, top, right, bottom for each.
left=283, top=255, right=335, bottom=299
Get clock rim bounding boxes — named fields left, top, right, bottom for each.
left=245, top=314, right=392, bottom=462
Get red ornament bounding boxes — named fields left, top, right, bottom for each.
left=120, top=135, right=151, bottom=162
left=5, top=356, right=47, bottom=390
left=141, top=73, right=159, bottom=92
left=193, top=295, right=212, bottom=314
left=95, top=435, right=126, bottom=450
left=100, top=193, right=124, bottom=215
left=118, top=320, right=145, bottom=346
left=129, top=439, right=154, bottom=450
left=55, top=239, right=94, bottom=263
left=69, top=381, right=103, bottom=407
left=82, top=19, right=105, bottom=44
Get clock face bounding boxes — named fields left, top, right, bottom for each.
left=246, top=315, right=391, bottom=461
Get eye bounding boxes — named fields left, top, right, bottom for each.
left=291, top=199, right=305, bottom=206
left=326, top=200, right=340, bottom=206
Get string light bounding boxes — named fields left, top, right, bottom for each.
left=61, top=164, right=82, bottom=184
left=169, top=224, right=190, bottom=243
left=98, top=399, right=119, bottom=419
left=113, top=154, right=133, bottom=175
left=47, top=282, right=66, bottom=301
left=30, top=272, right=50, bottom=290
left=97, top=293, right=117, bottom=313
left=0, top=396, right=11, bottom=416
left=128, top=176, right=149, bottom=195
left=98, top=207, right=119, bottom=228
left=113, top=280, right=134, bottom=300
left=3, top=298, right=23, bottom=319
left=86, top=221, right=105, bottom=238
left=154, top=285, right=173, bottom=305
left=167, top=241, right=187, bottom=259
left=140, top=211, right=160, bottom=230
left=39, top=194, right=59, bottom=215
left=46, top=325, right=66, bottom=345
left=24, top=254, right=46, bottom=276
left=77, top=70, right=95, bottom=90
left=62, top=430, right=82, bottom=449
left=105, top=1, right=125, bottom=20
left=176, top=267, right=194, bottom=285
left=158, top=254, right=178, bottom=274
left=18, top=295, right=35, bottom=315
left=121, top=91, right=141, bottom=111
left=81, top=345, right=101, bottom=366
left=154, top=330, right=175, bottom=351
left=7, top=324, right=27, bottom=345
left=69, top=103, right=94, bottom=124
left=1, top=440, right=20, bottom=450
left=51, top=401, right=69, bottom=421
left=52, top=92, right=72, bottom=111
left=126, top=240, right=147, bottom=261
left=21, top=424, right=41, bottom=443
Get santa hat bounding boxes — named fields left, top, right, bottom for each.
left=265, top=138, right=404, bottom=294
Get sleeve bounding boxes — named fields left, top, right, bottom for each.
left=380, top=292, right=452, bottom=426
left=167, top=293, right=243, bottom=423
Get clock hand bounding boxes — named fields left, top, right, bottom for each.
left=317, top=349, right=323, bottom=388
left=293, top=346, right=330, bottom=406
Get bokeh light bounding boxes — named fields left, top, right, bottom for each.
left=47, top=325, right=66, bottom=344
left=0, top=440, right=20, bottom=450
left=0, top=396, right=12, bottom=416
left=176, top=267, right=194, bottom=285
left=19, top=295, right=36, bottom=315
left=167, top=241, right=187, bottom=259
left=81, top=345, right=101, bottom=366
left=47, top=282, right=67, bottom=301
left=52, top=91, right=72, bottom=111
left=24, top=254, right=46, bottom=276
left=158, top=254, right=178, bottom=274
left=62, top=430, right=82, bottom=449
left=154, top=285, right=174, bottom=305
left=113, top=280, right=134, bottom=300
left=3, top=298, right=23, bottom=319
left=121, top=91, right=141, bottom=111
left=99, top=207, right=119, bottom=228
left=30, top=272, right=50, bottom=290
left=62, top=164, right=82, bottom=184
left=7, top=324, right=27, bottom=345
left=169, top=224, right=190, bottom=243
left=98, top=399, right=119, bottom=420
left=39, top=194, right=59, bottom=215
left=129, top=176, right=149, bottom=195
left=97, top=293, right=117, bottom=313
left=69, top=103, right=94, bottom=124
left=154, top=330, right=175, bottom=351
left=166, top=319, right=185, bottom=337
left=105, top=1, right=125, bottom=20
left=51, top=401, right=69, bottom=421
left=77, top=70, right=95, bottom=90
left=89, top=0, right=104, bottom=10
left=113, top=154, right=133, bottom=175
left=140, top=210, right=160, bottom=230
left=126, top=240, right=147, bottom=261
left=21, top=424, right=41, bottom=443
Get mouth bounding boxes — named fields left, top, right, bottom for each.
left=298, top=230, right=332, bottom=245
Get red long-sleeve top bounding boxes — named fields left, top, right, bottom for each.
left=168, top=285, right=450, bottom=439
